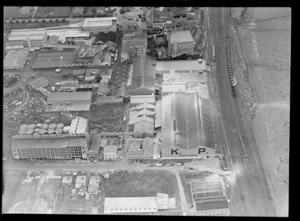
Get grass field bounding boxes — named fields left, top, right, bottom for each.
left=101, top=170, right=178, bottom=197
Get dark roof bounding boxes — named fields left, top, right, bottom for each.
left=11, top=135, right=87, bottom=149
left=195, top=199, right=228, bottom=211
left=47, top=92, right=92, bottom=102
left=131, top=55, right=155, bottom=95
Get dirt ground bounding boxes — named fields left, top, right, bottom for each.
left=3, top=169, right=181, bottom=214
left=231, top=8, right=290, bottom=216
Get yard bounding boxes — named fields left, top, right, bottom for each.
left=4, top=7, right=21, bottom=19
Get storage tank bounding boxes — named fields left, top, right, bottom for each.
left=26, top=129, right=34, bottom=135
left=20, top=124, right=28, bottom=130
left=41, top=124, right=49, bottom=129
left=39, top=129, right=46, bottom=134
left=28, top=124, right=36, bottom=129
left=55, top=129, right=63, bottom=134
left=47, top=129, right=55, bottom=134
left=57, top=123, right=64, bottom=129
left=49, top=123, right=56, bottom=129
left=36, top=123, right=42, bottom=128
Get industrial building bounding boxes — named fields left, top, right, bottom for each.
left=46, top=92, right=92, bottom=112
left=161, top=92, right=216, bottom=159
left=121, top=32, right=147, bottom=62
left=190, top=180, right=230, bottom=216
left=32, top=51, right=76, bottom=69
left=127, top=137, right=154, bottom=160
left=130, top=55, right=156, bottom=96
left=60, top=80, right=79, bottom=91
left=103, top=145, right=119, bottom=161
left=129, top=103, right=155, bottom=138
left=11, top=117, right=88, bottom=160
left=6, top=28, right=46, bottom=51
left=156, top=59, right=207, bottom=75
left=82, top=17, right=117, bottom=33
left=3, top=49, right=29, bottom=70
left=167, top=30, right=195, bottom=58
left=104, top=193, right=175, bottom=214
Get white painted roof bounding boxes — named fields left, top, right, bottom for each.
left=104, top=197, right=158, bottom=214
left=69, top=117, right=88, bottom=135
left=83, top=17, right=117, bottom=28
left=156, top=60, right=206, bottom=73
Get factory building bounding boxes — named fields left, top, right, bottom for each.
left=82, top=17, right=117, bottom=33
left=104, top=193, right=175, bottom=214
left=129, top=103, right=155, bottom=138
left=130, top=55, right=156, bottom=96
left=167, top=30, right=195, bottom=58
left=11, top=117, right=89, bottom=160
left=46, top=92, right=92, bottom=112
left=6, top=28, right=46, bottom=51
left=3, top=49, right=29, bottom=70
left=161, top=92, right=217, bottom=159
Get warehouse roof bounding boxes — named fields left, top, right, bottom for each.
left=30, top=77, right=49, bottom=89
left=195, top=199, right=229, bottom=211
left=169, top=30, right=194, bottom=43
left=11, top=135, right=87, bottom=149
left=131, top=55, right=155, bottom=95
left=61, top=80, right=79, bottom=88
left=83, top=17, right=117, bottom=28
left=156, top=60, right=207, bottom=74
left=47, top=92, right=92, bottom=102
left=69, top=117, right=88, bottom=135
left=104, top=197, right=158, bottom=214
left=4, top=49, right=29, bottom=70
left=103, top=145, right=118, bottom=154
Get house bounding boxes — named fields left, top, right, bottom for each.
left=103, top=145, right=119, bottom=160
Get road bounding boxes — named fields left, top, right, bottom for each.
left=208, top=7, right=276, bottom=216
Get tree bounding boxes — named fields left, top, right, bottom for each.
left=95, top=74, right=102, bottom=83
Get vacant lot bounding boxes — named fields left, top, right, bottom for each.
left=35, top=7, right=72, bottom=18
left=88, top=103, right=124, bottom=132
left=4, top=7, right=21, bottom=19
left=101, top=170, right=178, bottom=197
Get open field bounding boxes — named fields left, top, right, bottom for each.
left=4, top=7, right=21, bottom=19
left=35, top=7, right=72, bottom=18
left=3, top=169, right=181, bottom=214
left=232, top=7, right=290, bottom=216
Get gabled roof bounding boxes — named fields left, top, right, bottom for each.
left=131, top=55, right=155, bottom=95
left=169, top=30, right=195, bottom=43
left=47, top=92, right=92, bottom=102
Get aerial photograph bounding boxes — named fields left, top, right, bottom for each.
left=2, top=6, right=290, bottom=216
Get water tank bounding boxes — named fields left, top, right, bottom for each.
left=55, top=129, right=63, bottom=134
left=28, top=124, right=36, bottom=129
left=49, top=123, right=56, bottom=129
left=26, top=129, right=34, bottom=135
left=39, top=129, right=46, bottom=134
left=41, top=124, right=49, bottom=129
left=47, top=129, right=54, bottom=134
left=57, top=123, right=64, bottom=129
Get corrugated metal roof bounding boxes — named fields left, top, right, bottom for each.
left=131, top=55, right=155, bottom=95
left=83, top=17, right=116, bottom=28
left=195, top=199, right=228, bottom=211
left=11, top=135, right=87, bottom=149
left=156, top=60, right=206, bottom=73
left=104, top=197, right=158, bottom=214
left=30, top=77, right=49, bottom=89
left=47, top=92, right=92, bottom=102
left=69, top=117, right=88, bottom=134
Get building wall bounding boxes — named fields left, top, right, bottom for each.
left=104, top=153, right=117, bottom=160
left=11, top=145, right=86, bottom=160
left=194, top=208, right=230, bottom=216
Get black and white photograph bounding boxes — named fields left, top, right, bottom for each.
left=2, top=5, right=290, bottom=216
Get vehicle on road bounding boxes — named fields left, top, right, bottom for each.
left=55, top=69, right=62, bottom=73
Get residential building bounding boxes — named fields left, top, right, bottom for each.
left=82, top=17, right=117, bottom=33
left=46, top=92, right=92, bottom=112
left=11, top=134, right=88, bottom=160
left=167, top=30, right=195, bottom=58
left=103, top=145, right=119, bottom=160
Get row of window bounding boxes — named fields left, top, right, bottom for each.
left=111, top=207, right=157, bottom=212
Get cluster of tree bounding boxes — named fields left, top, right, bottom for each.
left=4, top=75, right=18, bottom=88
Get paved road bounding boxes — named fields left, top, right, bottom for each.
left=208, top=8, right=276, bottom=216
